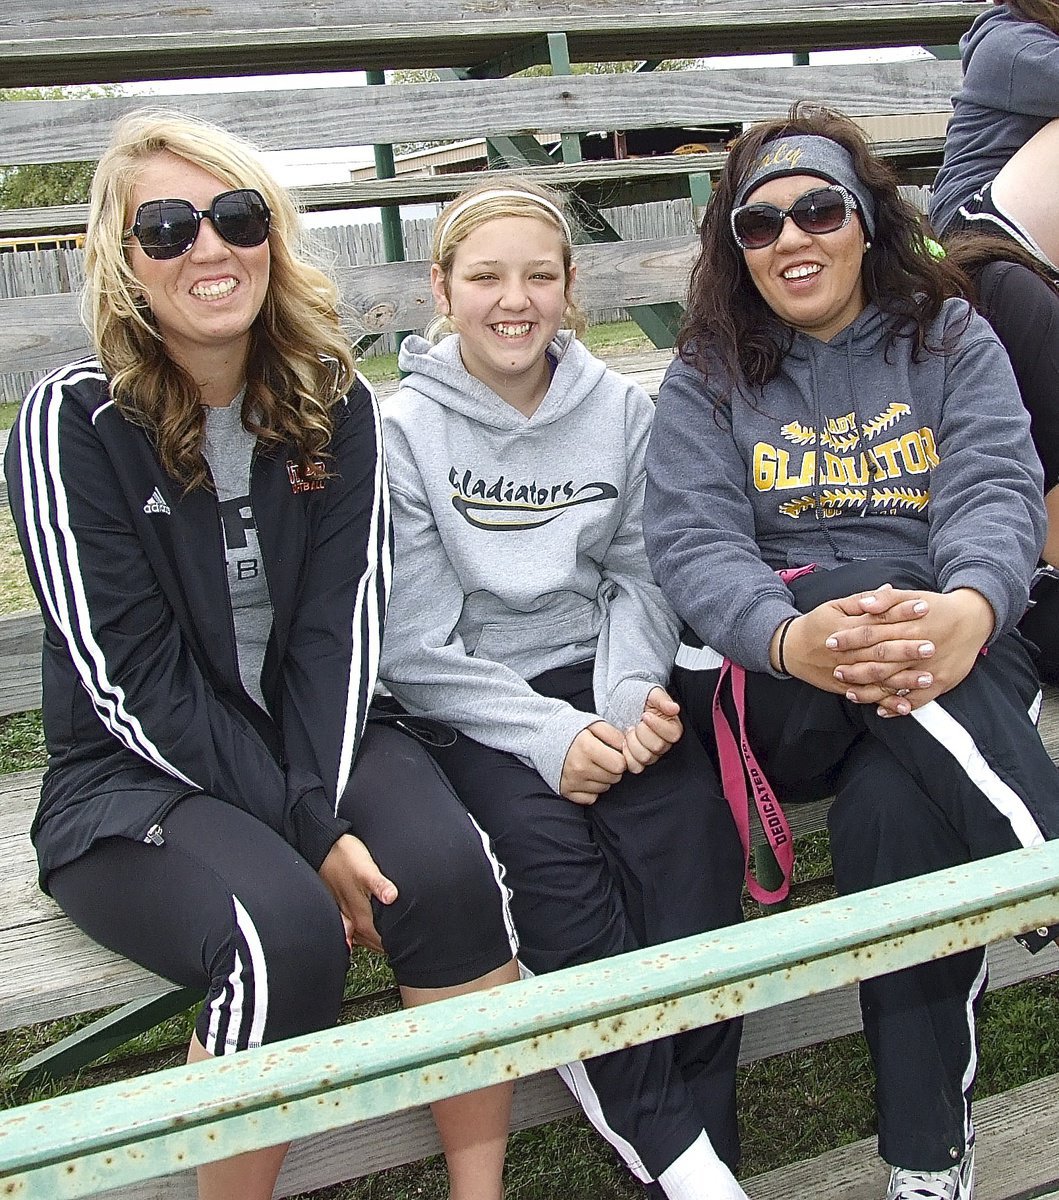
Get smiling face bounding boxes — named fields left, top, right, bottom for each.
left=126, top=151, right=270, bottom=383
left=741, top=173, right=868, bottom=342
left=431, top=214, right=573, bottom=412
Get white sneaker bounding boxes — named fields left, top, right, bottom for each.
left=886, top=1142, right=974, bottom=1200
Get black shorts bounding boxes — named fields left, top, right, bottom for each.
left=47, top=721, right=517, bottom=1055
left=947, top=181, right=1059, bottom=276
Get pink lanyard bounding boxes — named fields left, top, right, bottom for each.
left=711, top=566, right=815, bottom=904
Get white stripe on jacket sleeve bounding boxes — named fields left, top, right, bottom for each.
left=335, top=385, right=392, bottom=805
left=16, top=364, right=197, bottom=787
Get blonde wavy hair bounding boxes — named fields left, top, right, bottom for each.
left=83, top=109, right=356, bottom=490
left=427, top=176, right=586, bottom=341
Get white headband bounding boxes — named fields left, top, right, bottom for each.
left=436, top=189, right=574, bottom=257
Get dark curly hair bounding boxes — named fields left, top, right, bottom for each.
left=940, top=230, right=1059, bottom=301
left=677, top=103, right=968, bottom=406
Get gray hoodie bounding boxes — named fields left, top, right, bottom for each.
left=643, top=300, right=1045, bottom=675
left=379, top=332, right=681, bottom=793
left=930, top=3, right=1059, bottom=235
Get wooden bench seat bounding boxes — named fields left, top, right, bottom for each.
left=746, top=1072, right=1059, bottom=1199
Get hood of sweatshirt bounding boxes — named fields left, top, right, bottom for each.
left=396, top=330, right=609, bottom=430
left=960, top=3, right=1009, bottom=70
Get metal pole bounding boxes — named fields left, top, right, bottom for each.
left=365, top=70, right=408, bottom=357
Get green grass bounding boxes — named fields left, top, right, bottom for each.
left=355, top=350, right=400, bottom=384
left=0, top=508, right=35, bottom=614
left=581, top=320, right=656, bottom=357
left=0, top=403, right=18, bottom=432
left=0, top=711, right=46, bottom=773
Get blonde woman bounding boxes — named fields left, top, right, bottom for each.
left=4, top=111, right=518, bottom=1200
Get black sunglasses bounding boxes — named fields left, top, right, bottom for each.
left=125, top=188, right=271, bottom=260
left=730, top=185, right=857, bottom=251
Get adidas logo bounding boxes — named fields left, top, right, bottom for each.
left=143, top=487, right=171, bottom=516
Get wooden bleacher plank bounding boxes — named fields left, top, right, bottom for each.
left=0, top=611, right=43, bottom=719
left=0, top=62, right=960, bottom=168
left=0, top=772, right=176, bottom=1032
left=0, top=919, right=175, bottom=1034
left=0, top=238, right=701, bottom=375
left=0, top=768, right=44, bottom=837
left=0, top=294, right=89, bottom=379
left=0, top=2, right=985, bottom=87
left=0, top=910, right=175, bottom=1035
left=744, top=1071, right=1059, bottom=1199
left=0, top=136, right=947, bottom=240
left=340, top=238, right=698, bottom=339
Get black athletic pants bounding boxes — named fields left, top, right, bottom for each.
left=48, top=721, right=518, bottom=1056
left=424, top=659, right=746, bottom=1183
left=674, top=559, right=1059, bottom=1173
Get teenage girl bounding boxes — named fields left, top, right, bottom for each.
left=377, top=180, right=748, bottom=1200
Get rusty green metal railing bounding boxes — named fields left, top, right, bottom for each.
left=3, top=842, right=1059, bottom=1198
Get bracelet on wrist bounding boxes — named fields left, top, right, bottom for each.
left=777, top=616, right=796, bottom=676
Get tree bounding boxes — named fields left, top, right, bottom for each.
left=0, top=86, right=119, bottom=209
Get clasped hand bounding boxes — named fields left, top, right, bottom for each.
left=559, top=686, right=683, bottom=804
left=778, top=583, right=994, bottom=717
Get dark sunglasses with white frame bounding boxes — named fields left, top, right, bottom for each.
left=729, top=184, right=858, bottom=252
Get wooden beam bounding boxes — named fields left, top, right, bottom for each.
left=0, top=2, right=985, bottom=87
left=0, top=137, right=947, bottom=238
left=0, top=238, right=700, bottom=375
left=0, top=613, right=44, bottom=718
left=0, top=61, right=960, bottom=166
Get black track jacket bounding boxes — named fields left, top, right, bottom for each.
left=5, top=357, right=391, bottom=887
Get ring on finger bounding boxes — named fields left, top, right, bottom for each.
left=895, top=688, right=911, bottom=697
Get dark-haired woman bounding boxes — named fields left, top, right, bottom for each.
left=643, top=104, right=1059, bottom=1200
left=930, top=0, right=1059, bottom=273
left=4, top=110, right=518, bottom=1200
